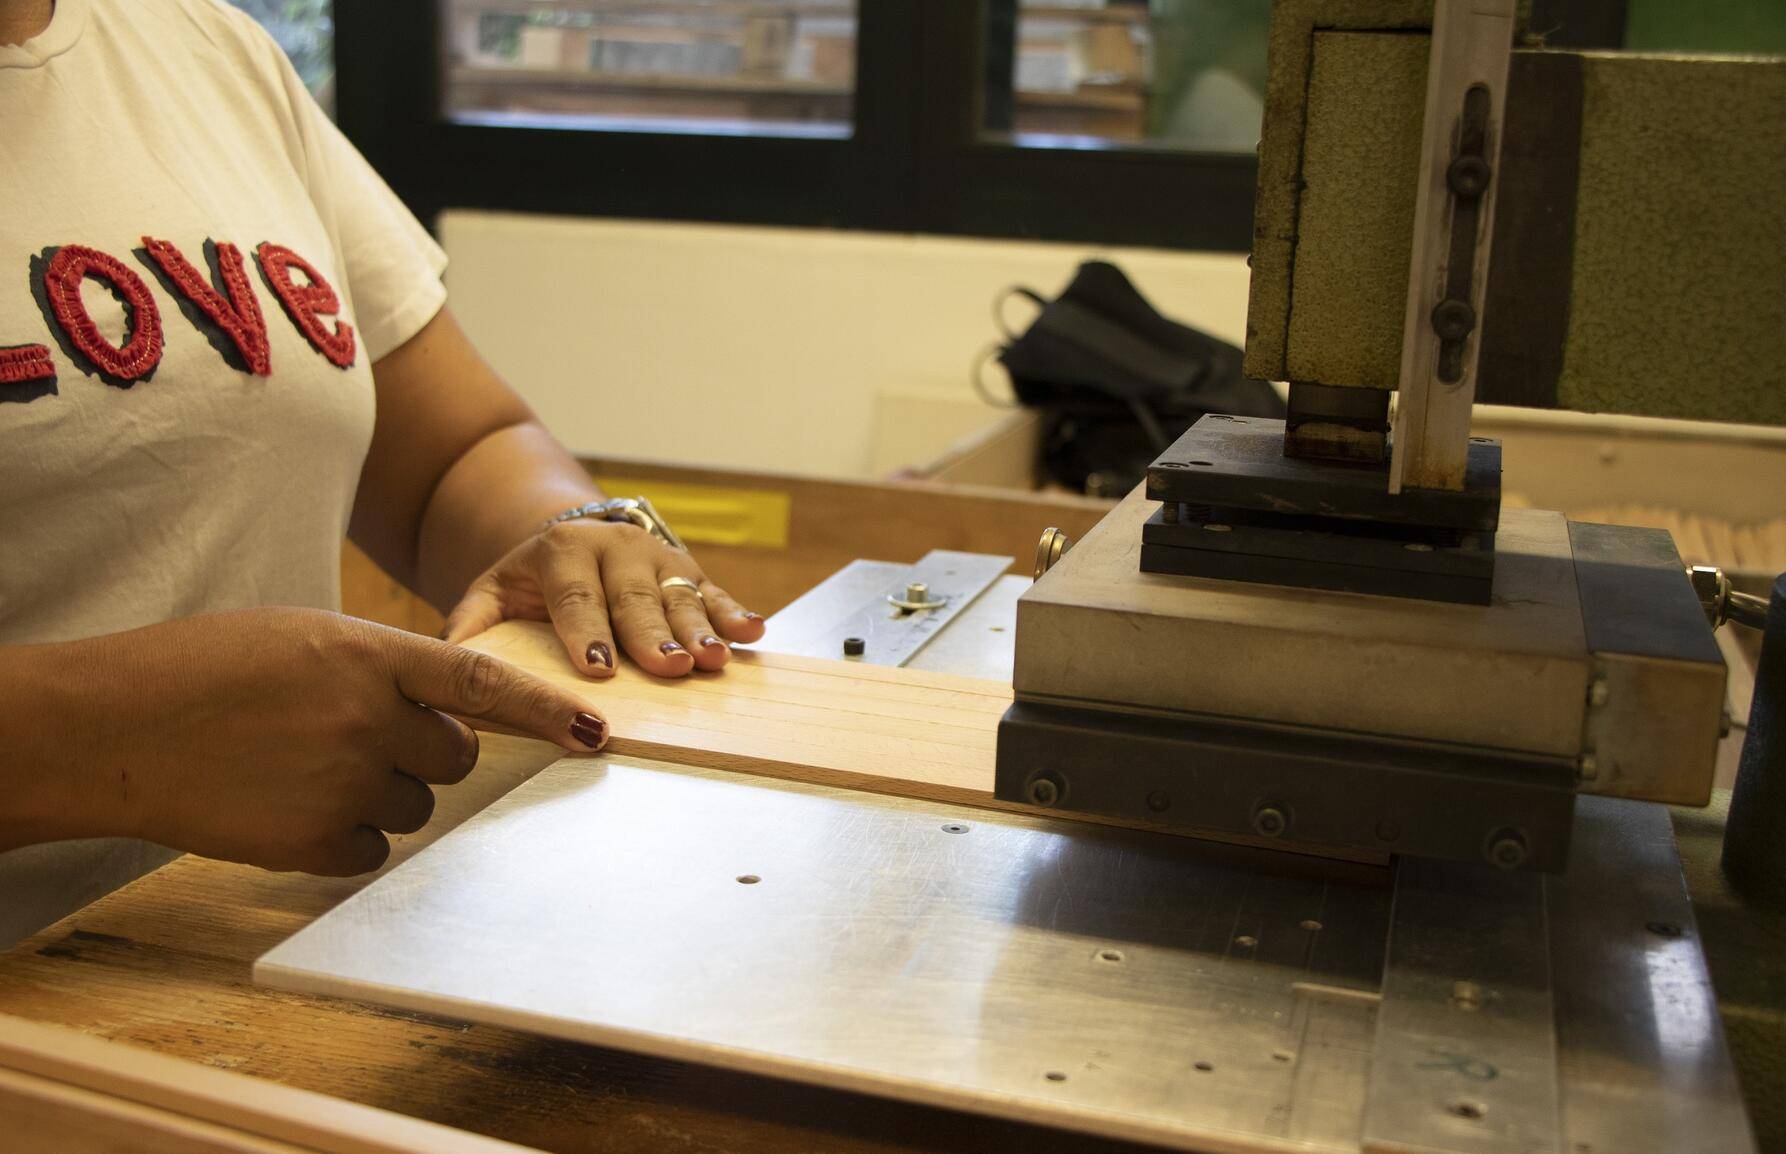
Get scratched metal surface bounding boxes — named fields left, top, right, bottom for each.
left=259, top=756, right=1392, bottom=1153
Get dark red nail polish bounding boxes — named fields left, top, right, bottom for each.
left=699, top=634, right=725, bottom=650
left=570, top=712, right=606, bottom=749
left=660, top=641, right=687, bottom=657
left=586, top=641, right=613, bottom=669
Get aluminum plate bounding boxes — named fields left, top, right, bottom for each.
left=258, top=756, right=1392, bottom=1153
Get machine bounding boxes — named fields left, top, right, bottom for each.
left=994, top=0, right=1783, bottom=874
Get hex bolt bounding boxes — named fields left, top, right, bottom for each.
left=1486, top=829, right=1528, bottom=870
left=905, top=582, right=930, bottom=605
left=1027, top=776, right=1062, bottom=807
left=1252, top=803, right=1289, bottom=838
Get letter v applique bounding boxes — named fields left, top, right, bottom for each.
left=141, top=237, right=272, bottom=376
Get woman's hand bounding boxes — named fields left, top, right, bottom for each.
left=441, top=520, right=766, bottom=679
left=3, top=608, right=609, bottom=875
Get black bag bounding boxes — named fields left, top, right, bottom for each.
left=992, top=260, right=1284, bottom=496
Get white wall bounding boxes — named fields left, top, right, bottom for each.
left=439, top=212, right=1253, bottom=478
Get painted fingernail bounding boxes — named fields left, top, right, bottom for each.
left=699, top=634, right=726, bottom=651
left=570, top=712, right=606, bottom=749
left=660, top=641, right=687, bottom=658
left=586, top=641, right=613, bottom=669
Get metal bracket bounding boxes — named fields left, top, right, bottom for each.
left=1391, top=0, right=1516, bottom=494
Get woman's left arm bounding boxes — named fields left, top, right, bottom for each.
left=351, top=307, right=763, bottom=680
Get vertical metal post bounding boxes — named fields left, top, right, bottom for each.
left=1722, top=574, right=1786, bottom=906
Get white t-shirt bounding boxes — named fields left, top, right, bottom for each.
left=1, top=0, right=449, bottom=946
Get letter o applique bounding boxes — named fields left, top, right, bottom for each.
left=255, top=242, right=356, bottom=369
left=43, top=245, right=165, bottom=386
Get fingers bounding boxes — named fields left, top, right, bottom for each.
left=309, top=826, right=392, bottom=877
left=389, top=704, right=481, bottom=786
left=387, top=633, right=610, bottom=753
left=441, top=573, right=508, bottom=645
left=366, top=771, right=437, bottom=836
left=541, top=536, right=618, bottom=680
left=658, top=566, right=729, bottom=673
left=698, top=579, right=767, bottom=645
left=605, top=549, right=696, bottom=678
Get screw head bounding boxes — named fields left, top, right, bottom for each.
left=1252, top=803, right=1289, bottom=838
left=1577, top=754, right=1599, bottom=782
left=904, top=582, right=930, bottom=604
left=1027, top=777, right=1061, bottom=807
left=842, top=636, right=866, bottom=657
left=1431, top=298, right=1477, bottom=341
left=1486, top=829, right=1528, bottom=870
left=1588, top=679, right=1610, bottom=707
left=1146, top=790, right=1171, bottom=813
left=1447, top=154, right=1492, bottom=198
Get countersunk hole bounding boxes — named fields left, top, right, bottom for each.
left=1193, top=1061, right=1214, bottom=1073
left=736, top=874, right=761, bottom=885
left=1095, top=948, right=1125, bottom=964
left=1044, top=1070, right=1068, bottom=1082
left=1299, top=919, right=1323, bottom=932
left=1271, top=1050, right=1294, bottom=1063
left=1647, top=920, right=1684, bottom=938
left=1450, top=1100, right=1487, bottom=1121
left=1188, top=460, right=1215, bottom=467
left=1234, top=934, right=1258, bottom=948
left=941, top=823, right=970, bottom=834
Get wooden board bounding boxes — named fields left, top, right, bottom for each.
left=0, top=1014, right=540, bottom=1154
left=462, top=619, right=1385, bottom=863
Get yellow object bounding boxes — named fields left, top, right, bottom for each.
left=599, top=478, right=791, bottom=550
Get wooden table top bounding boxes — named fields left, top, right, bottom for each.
left=0, top=734, right=1144, bottom=1154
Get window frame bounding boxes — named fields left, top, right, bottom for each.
left=334, top=0, right=1627, bottom=253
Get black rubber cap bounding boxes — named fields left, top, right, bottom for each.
left=843, top=637, right=866, bottom=657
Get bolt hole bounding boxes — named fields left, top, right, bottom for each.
left=1234, top=934, right=1258, bottom=948
left=1646, top=921, right=1684, bottom=938
left=1188, top=460, right=1215, bottom=467
left=1044, top=1070, right=1067, bottom=1082
left=736, top=874, right=760, bottom=885
left=1095, top=948, right=1125, bottom=964
left=1451, top=1100, right=1487, bottom=1121
left=1299, top=919, right=1323, bottom=932
left=941, top=823, right=969, bottom=834
left=1193, top=1060, right=1214, bottom=1072
left=1271, top=1050, right=1294, bottom=1063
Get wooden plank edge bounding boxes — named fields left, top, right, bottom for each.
left=0, top=1015, right=542, bottom=1154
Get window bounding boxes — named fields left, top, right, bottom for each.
left=333, top=1, right=1666, bottom=253
left=442, top=2, right=859, bottom=137
left=988, top=1, right=1269, bottom=153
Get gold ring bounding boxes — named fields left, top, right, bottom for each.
left=659, top=576, right=704, bottom=600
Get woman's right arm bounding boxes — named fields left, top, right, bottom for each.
left=0, top=608, right=609, bottom=874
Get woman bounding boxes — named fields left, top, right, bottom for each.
left=0, top=0, right=764, bottom=945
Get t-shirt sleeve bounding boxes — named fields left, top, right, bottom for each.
left=232, top=8, right=449, bottom=363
